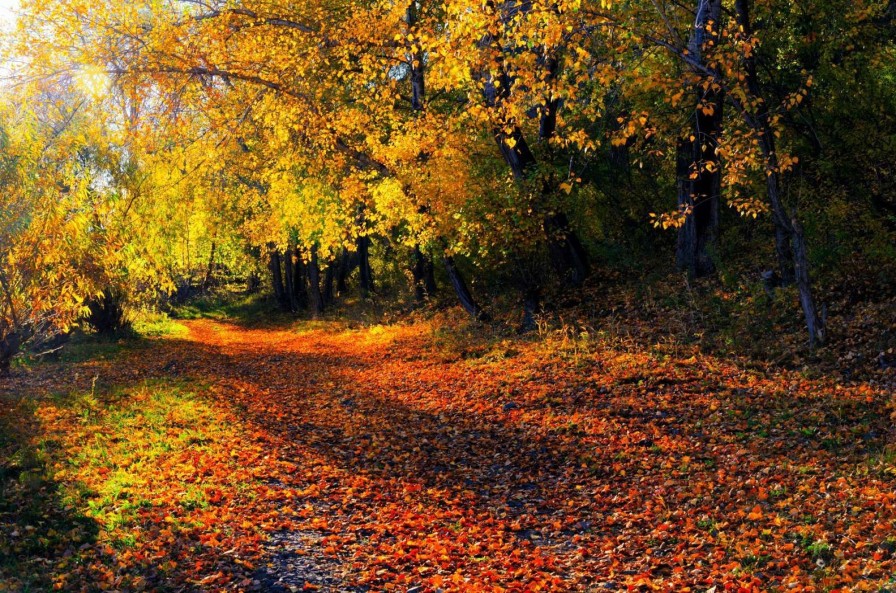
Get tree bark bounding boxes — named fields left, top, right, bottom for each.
left=734, top=0, right=795, bottom=283
left=323, top=260, right=335, bottom=306
left=293, top=248, right=309, bottom=310
left=606, top=88, right=632, bottom=179
left=86, top=289, right=126, bottom=334
left=735, top=0, right=824, bottom=346
left=335, top=249, right=353, bottom=294
left=357, top=235, right=374, bottom=297
left=480, top=9, right=590, bottom=289
left=537, top=54, right=590, bottom=285
left=0, top=270, right=24, bottom=375
left=764, top=160, right=796, bottom=284
left=407, top=1, right=425, bottom=113
left=676, top=0, right=723, bottom=278
left=412, top=246, right=436, bottom=302
left=202, top=241, right=217, bottom=291
left=521, top=286, right=542, bottom=332
left=402, top=3, right=488, bottom=318
left=404, top=6, right=439, bottom=305
left=283, top=248, right=299, bottom=312
left=0, top=329, right=20, bottom=376
left=308, top=247, right=325, bottom=317
left=443, top=255, right=490, bottom=321
left=543, top=211, right=590, bottom=286
left=487, top=82, right=588, bottom=288
left=246, top=272, right=261, bottom=294
left=269, top=250, right=288, bottom=310
left=495, top=135, right=584, bottom=290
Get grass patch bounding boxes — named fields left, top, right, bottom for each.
left=10, top=310, right=185, bottom=372
left=1, top=379, right=258, bottom=591
left=47, top=331, right=139, bottom=365
left=171, top=291, right=279, bottom=324
left=131, top=310, right=189, bottom=337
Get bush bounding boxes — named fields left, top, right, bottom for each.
left=85, top=289, right=128, bottom=335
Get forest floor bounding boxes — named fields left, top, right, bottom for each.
left=2, top=307, right=896, bottom=592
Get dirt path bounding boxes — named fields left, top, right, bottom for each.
left=5, top=317, right=896, bottom=591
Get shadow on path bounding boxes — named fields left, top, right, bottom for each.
left=5, top=318, right=896, bottom=590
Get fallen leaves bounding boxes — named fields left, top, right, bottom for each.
left=2, top=316, right=896, bottom=591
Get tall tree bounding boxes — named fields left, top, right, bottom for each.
left=676, top=0, right=724, bottom=278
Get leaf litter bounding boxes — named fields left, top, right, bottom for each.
left=1, top=317, right=895, bottom=592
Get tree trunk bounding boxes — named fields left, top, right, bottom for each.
left=202, top=241, right=217, bottom=291
left=407, top=1, right=425, bottom=113
left=86, top=289, right=126, bottom=334
left=292, top=248, right=309, bottom=310
left=537, top=54, right=590, bottom=285
left=735, top=0, right=794, bottom=283
left=443, top=255, right=490, bottom=321
left=269, top=250, right=288, bottom=310
left=404, top=3, right=486, bottom=316
left=246, top=272, right=261, bottom=294
left=283, top=249, right=299, bottom=312
left=543, top=211, right=590, bottom=286
left=676, top=0, right=723, bottom=278
left=792, top=218, right=825, bottom=346
left=358, top=235, right=374, bottom=297
left=606, top=88, right=632, bottom=179
left=336, top=249, right=352, bottom=294
left=308, top=247, right=325, bottom=317
left=765, top=165, right=796, bottom=284
left=521, top=286, right=541, bottom=332
left=483, top=55, right=589, bottom=288
left=736, top=0, right=824, bottom=346
left=412, top=246, right=436, bottom=302
left=0, top=271, right=22, bottom=373
left=0, top=329, right=20, bottom=376
left=323, top=261, right=335, bottom=306
left=484, top=23, right=592, bottom=286
left=760, top=137, right=823, bottom=346
left=424, top=260, right=436, bottom=296
left=675, top=134, right=721, bottom=278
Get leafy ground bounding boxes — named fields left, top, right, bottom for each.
left=2, top=306, right=896, bottom=592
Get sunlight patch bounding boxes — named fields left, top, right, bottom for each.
left=74, top=63, right=110, bottom=100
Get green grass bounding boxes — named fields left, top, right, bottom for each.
left=34, top=332, right=139, bottom=365
left=805, top=539, right=833, bottom=561
left=171, top=291, right=278, bottom=323
left=11, top=309, right=188, bottom=372
left=1, top=376, right=251, bottom=591
left=131, top=310, right=189, bottom=337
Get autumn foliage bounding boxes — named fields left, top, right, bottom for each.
left=1, top=0, right=896, bottom=590
left=0, top=0, right=892, bottom=352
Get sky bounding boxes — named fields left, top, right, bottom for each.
left=0, top=0, right=18, bottom=31
left=0, top=0, right=17, bottom=81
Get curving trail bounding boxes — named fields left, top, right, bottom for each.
left=5, top=317, right=896, bottom=591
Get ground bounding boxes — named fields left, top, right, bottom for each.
left=2, top=311, right=896, bottom=592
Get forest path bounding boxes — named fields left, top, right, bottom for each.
left=167, top=317, right=599, bottom=591
left=3, top=317, right=896, bottom=591
left=170, top=318, right=896, bottom=591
